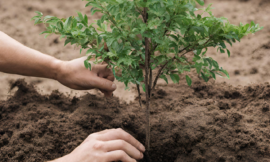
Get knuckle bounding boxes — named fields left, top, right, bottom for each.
left=115, top=128, right=131, bottom=140
left=118, top=140, right=126, bottom=148
left=118, top=150, right=126, bottom=158
left=93, top=141, right=104, bottom=150
left=123, top=132, right=131, bottom=140
left=117, top=150, right=132, bottom=161
left=88, top=133, right=98, bottom=139
left=116, top=128, right=124, bottom=134
left=109, top=128, right=117, bottom=133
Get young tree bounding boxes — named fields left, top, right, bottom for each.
left=32, top=0, right=262, bottom=159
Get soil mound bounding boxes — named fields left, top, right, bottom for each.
left=1, top=79, right=270, bottom=162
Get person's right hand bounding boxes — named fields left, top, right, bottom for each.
left=54, top=128, right=145, bottom=162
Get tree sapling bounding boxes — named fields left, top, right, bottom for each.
left=32, top=0, right=262, bottom=160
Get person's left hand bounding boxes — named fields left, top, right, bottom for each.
left=55, top=56, right=116, bottom=97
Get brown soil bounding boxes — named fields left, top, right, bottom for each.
left=0, top=0, right=270, bottom=102
left=2, top=78, right=270, bottom=162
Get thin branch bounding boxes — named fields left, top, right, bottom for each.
left=180, top=49, right=193, bottom=57
left=152, top=60, right=170, bottom=90
left=152, top=39, right=212, bottom=89
left=136, top=84, right=142, bottom=107
left=152, top=45, right=191, bottom=89
left=149, top=68, right=153, bottom=95
left=134, top=3, right=144, bottom=18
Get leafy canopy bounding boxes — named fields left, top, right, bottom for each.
left=32, top=0, right=262, bottom=89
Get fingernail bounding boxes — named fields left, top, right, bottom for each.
left=140, top=144, right=145, bottom=152
left=140, top=152, right=144, bottom=159
left=112, top=83, right=116, bottom=89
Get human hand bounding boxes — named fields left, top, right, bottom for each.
left=56, top=56, right=116, bottom=97
left=54, top=128, right=145, bottom=162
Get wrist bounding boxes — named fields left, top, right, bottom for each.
left=49, top=57, right=65, bottom=81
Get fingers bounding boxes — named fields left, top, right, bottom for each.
left=97, top=65, right=115, bottom=82
left=97, top=128, right=145, bottom=153
left=104, top=140, right=143, bottom=160
left=105, top=150, right=136, bottom=162
left=106, top=74, right=115, bottom=82
left=92, top=77, right=117, bottom=92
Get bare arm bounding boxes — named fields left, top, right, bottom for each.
left=0, top=31, right=116, bottom=97
left=0, top=31, right=61, bottom=79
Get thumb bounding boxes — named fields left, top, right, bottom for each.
left=93, top=77, right=117, bottom=92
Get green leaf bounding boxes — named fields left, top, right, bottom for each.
left=40, top=31, right=51, bottom=35
left=64, top=39, right=72, bottom=46
left=202, top=48, right=208, bottom=56
left=210, top=71, right=216, bottom=79
left=77, top=11, right=84, bottom=21
left=198, top=39, right=207, bottom=45
left=201, top=72, right=209, bottom=82
left=220, top=48, right=225, bottom=53
left=212, top=60, right=219, bottom=69
left=185, top=75, right=192, bottom=86
left=86, top=48, right=96, bottom=54
left=84, top=15, right=88, bottom=26
left=85, top=2, right=92, bottom=7
left=57, top=21, right=64, bottom=30
left=72, top=18, right=78, bottom=28
left=64, top=16, right=72, bottom=29
left=170, top=35, right=178, bottom=41
left=92, top=9, right=102, bottom=15
left=219, top=41, right=226, bottom=49
left=35, top=11, right=43, bottom=16
left=112, top=66, right=120, bottom=80
left=142, top=84, right=146, bottom=92
left=160, top=75, right=168, bottom=84
left=44, top=16, right=54, bottom=21
left=220, top=68, right=230, bottom=79
left=170, top=74, right=180, bottom=84
left=34, top=19, right=42, bottom=25
left=85, top=2, right=103, bottom=9
left=84, top=60, right=91, bottom=70
left=60, top=35, right=66, bottom=40
left=227, top=49, right=231, bottom=57
left=84, top=60, right=89, bottom=69
left=106, top=38, right=115, bottom=47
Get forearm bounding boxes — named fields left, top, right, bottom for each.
left=0, top=31, right=62, bottom=79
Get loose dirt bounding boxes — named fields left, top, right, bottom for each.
left=1, top=78, right=270, bottom=162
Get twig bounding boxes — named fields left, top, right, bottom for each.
left=152, top=60, right=170, bottom=90
left=134, top=3, right=144, bottom=17
left=136, top=84, right=142, bottom=107
left=152, top=45, right=191, bottom=89
left=149, top=68, right=152, bottom=96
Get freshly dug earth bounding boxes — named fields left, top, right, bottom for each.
left=1, top=78, right=270, bottom=162
left=0, top=0, right=270, bottom=101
